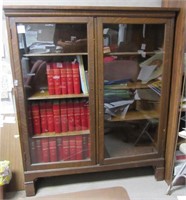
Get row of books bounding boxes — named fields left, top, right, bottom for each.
left=31, top=135, right=90, bottom=163
left=46, top=56, right=88, bottom=95
left=30, top=99, right=89, bottom=135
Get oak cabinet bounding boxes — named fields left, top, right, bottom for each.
left=4, top=6, right=179, bottom=196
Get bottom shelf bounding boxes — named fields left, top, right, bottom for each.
left=30, top=134, right=90, bottom=164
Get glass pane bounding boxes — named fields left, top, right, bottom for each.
left=103, top=23, right=164, bottom=159
left=16, top=23, right=90, bottom=164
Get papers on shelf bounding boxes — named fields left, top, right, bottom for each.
left=138, top=53, right=163, bottom=83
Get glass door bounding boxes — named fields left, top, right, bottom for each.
left=97, top=18, right=174, bottom=164
left=11, top=17, right=95, bottom=168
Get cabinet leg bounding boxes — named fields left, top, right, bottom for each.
left=25, top=181, right=36, bottom=196
left=154, top=166, right=165, bottom=181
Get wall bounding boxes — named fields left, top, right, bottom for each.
left=3, top=0, right=162, bottom=7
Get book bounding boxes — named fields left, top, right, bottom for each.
left=46, top=63, right=55, bottom=95
left=56, top=137, right=63, bottom=160
left=53, top=62, right=62, bottom=95
left=60, top=100, right=68, bottom=132
left=82, top=135, right=88, bottom=159
left=80, top=100, right=88, bottom=130
left=62, top=136, right=70, bottom=161
left=66, top=62, right=74, bottom=94
left=67, top=100, right=75, bottom=131
left=76, top=135, right=83, bottom=160
left=31, top=102, right=41, bottom=134
left=41, top=138, right=49, bottom=162
left=30, top=140, right=37, bottom=163
left=39, top=101, right=48, bottom=133
left=76, top=55, right=88, bottom=94
left=148, top=80, right=161, bottom=96
left=53, top=100, right=61, bottom=133
left=35, top=139, right=42, bottom=163
left=73, top=99, right=81, bottom=131
left=72, top=61, right=81, bottom=94
left=49, top=138, right=57, bottom=162
left=69, top=136, right=76, bottom=160
left=46, top=101, right=54, bottom=132
left=60, top=62, right=68, bottom=94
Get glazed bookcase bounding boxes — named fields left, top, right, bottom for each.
left=3, top=6, right=179, bottom=196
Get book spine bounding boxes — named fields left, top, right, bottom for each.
left=72, top=62, right=81, bottom=94
left=46, top=63, right=55, bottom=95
left=49, top=138, right=57, bottom=162
left=60, top=100, right=68, bottom=132
left=53, top=62, right=62, bottom=95
left=80, top=100, right=88, bottom=130
left=46, top=101, right=54, bottom=132
left=41, top=138, right=49, bottom=162
left=53, top=100, right=61, bottom=133
left=82, top=134, right=88, bottom=159
left=62, top=136, right=70, bottom=161
left=76, top=56, right=88, bottom=94
left=35, top=139, right=42, bottom=163
left=39, top=101, right=48, bottom=133
left=31, top=102, right=41, bottom=134
left=87, top=134, right=91, bottom=158
left=76, top=135, right=83, bottom=160
left=69, top=136, right=76, bottom=160
left=66, top=62, right=74, bottom=94
left=67, top=100, right=75, bottom=131
left=74, top=99, right=81, bottom=131
left=56, top=137, right=63, bottom=161
left=60, top=62, right=68, bottom=94
left=30, top=140, right=37, bottom=163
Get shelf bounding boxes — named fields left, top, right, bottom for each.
left=32, top=129, right=90, bottom=139
left=23, top=52, right=88, bottom=57
left=107, top=110, right=159, bottom=122
left=104, top=51, right=160, bottom=56
left=28, top=90, right=89, bottom=100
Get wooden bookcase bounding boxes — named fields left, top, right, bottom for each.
left=3, top=6, right=180, bottom=196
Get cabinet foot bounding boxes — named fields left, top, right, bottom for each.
left=154, top=166, right=165, bottom=181
left=25, top=181, right=36, bottom=196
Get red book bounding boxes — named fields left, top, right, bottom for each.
left=82, top=135, right=88, bottom=159
left=31, top=102, right=41, bottom=134
left=60, top=100, right=68, bottom=132
left=41, top=138, right=49, bottom=162
left=60, top=62, right=67, bottom=94
left=30, top=140, right=37, bottom=163
left=76, top=135, right=83, bottom=160
left=69, top=136, right=76, bottom=160
left=72, top=62, right=81, bottom=94
left=67, top=100, right=75, bottom=131
left=46, top=101, right=54, bottom=132
left=53, top=62, right=62, bottom=95
left=49, top=138, right=57, bottom=162
left=35, top=139, right=42, bottom=163
left=87, top=135, right=91, bottom=158
left=28, top=104, right=34, bottom=134
left=46, top=63, right=55, bottom=95
left=80, top=100, right=88, bottom=130
left=66, top=62, right=74, bottom=94
left=73, top=100, right=81, bottom=131
left=56, top=137, right=63, bottom=160
left=53, top=100, right=61, bottom=133
left=39, top=101, right=48, bottom=133
left=62, top=136, right=70, bottom=161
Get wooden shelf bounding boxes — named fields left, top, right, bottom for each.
left=28, top=90, right=89, bottom=100
left=23, top=52, right=88, bottom=57
left=32, top=129, right=90, bottom=139
left=104, top=51, right=162, bottom=56
left=107, top=110, right=159, bottom=122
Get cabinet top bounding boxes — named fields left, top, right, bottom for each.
left=3, top=6, right=179, bottom=17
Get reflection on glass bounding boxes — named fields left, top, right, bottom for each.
left=103, top=24, right=164, bottom=159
